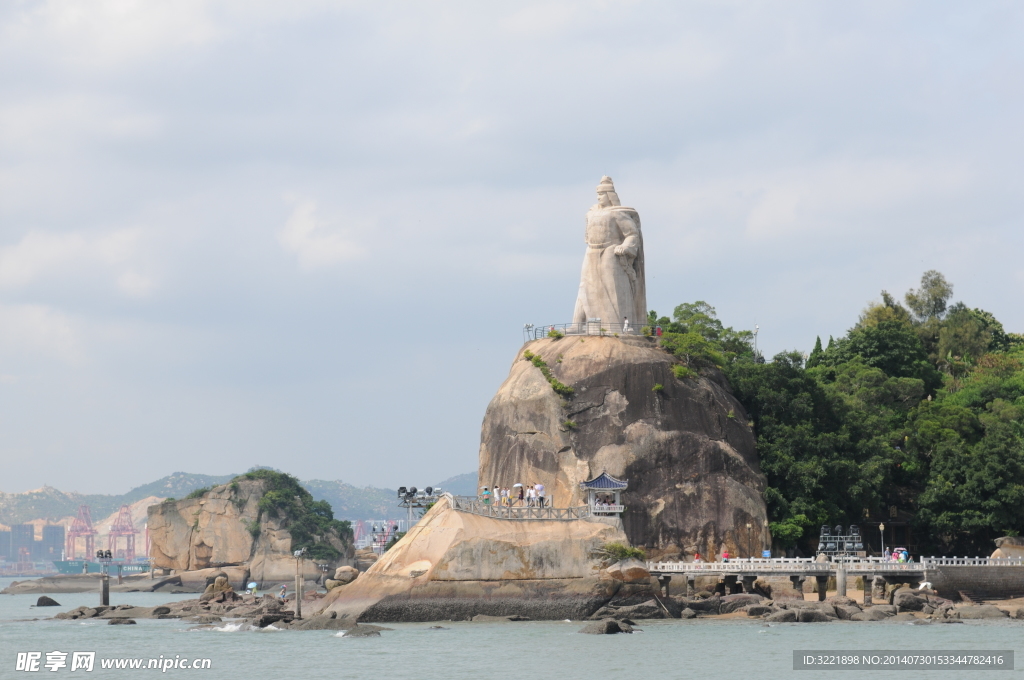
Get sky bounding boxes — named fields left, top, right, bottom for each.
left=1, top=1, right=1022, bottom=495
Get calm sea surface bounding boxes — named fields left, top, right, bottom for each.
left=1, top=577, right=1021, bottom=679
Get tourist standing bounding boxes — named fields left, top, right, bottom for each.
left=536, top=482, right=546, bottom=508
left=517, top=485, right=525, bottom=506
left=481, top=487, right=492, bottom=505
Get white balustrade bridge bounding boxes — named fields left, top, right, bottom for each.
left=647, top=556, right=1024, bottom=576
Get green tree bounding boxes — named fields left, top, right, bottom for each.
left=915, top=400, right=1024, bottom=554
left=905, top=270, right=954, bottom=322
left=938, top=303, right=993, bottom=369
left=807, top=336, right=824, bottom=368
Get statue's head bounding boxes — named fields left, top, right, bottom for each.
left=596, top=176, right=621, bottom=207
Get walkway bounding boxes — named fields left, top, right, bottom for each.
left=447, top=494, right=590, bottom=521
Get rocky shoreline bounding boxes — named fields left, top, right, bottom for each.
left=34, top=583, right=1024, bottom=635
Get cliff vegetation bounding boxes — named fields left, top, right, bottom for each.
left=650, top=270, right=1024, bottom=556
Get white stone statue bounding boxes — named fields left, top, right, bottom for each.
left=572, top=176, right=646, bottom=332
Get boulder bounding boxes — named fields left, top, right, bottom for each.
left=333, top=566, right=359, bottom=584
left=835, top=605, right=863, bottom=620
left=152, top=607, right=171, bottom=616
left=765, top=609, right=797, bottom=623
left=851, top=608, right=892, bottom=621
left=991, top=536, right=1024, bottom=559
left=672, top=595, right=721, bottom=615
left=1013, top=608, right=1024, bottom=620
left=746, top=605, right=776, bottom=617
left=889, top=613, right=918, bottom=622
left=611, top=600, right=665, bottom=619
left=825, top=595, right=858, bottom=607
left=477, top=336, right=769, bottom=554
left=472, top=614, right=527, bottom=622
left=176, top=567, right=250, bottom=592
left=36, top=596, right=60, bottom=607
left=579, top=619, right=633, bottom=634
left=341, top=625, right=383, bottom=637
left=956, top=605, right=1009, bottom=620
left=720, top=593, right=763, bottom=614
left=108, top=618, right=136, bottom=625
left=199, top=576, right=235, bottom=602
left=324, top=579, right=344, bottom=591
left=893, top=588, right=926, bottom=611
left=783, top=601, right=837, bottom=618
left=679, top=608, right=697, bottom=619
left=798, top=609, right=832, bottom=623
left=604, top=559, right=651, bottom=584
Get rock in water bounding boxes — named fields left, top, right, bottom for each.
left=478, top=336, right=768, bottom=553
left=579, top=619, right=633, bottom=634
left=36, top=596, right=60, bottom=607
left=108, top=618, right=136, bottom=625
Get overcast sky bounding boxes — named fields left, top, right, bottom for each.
left=1, top=1, right=1022, bottom=495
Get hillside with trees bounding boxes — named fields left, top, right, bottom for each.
left=648, top=271, right=1024, bottom=557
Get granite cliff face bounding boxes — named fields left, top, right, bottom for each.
left=478, top=335, right=769, bottom=559
left=148, top=478, right=349, bottom=581
left=323, top=496, right=653, bottom=621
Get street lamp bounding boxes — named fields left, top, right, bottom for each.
left=879, top=523, right=886, bottom=561
left=746, top=522, right=752, bottom=558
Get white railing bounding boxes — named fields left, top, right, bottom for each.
left=647, top=559, right=828, bottom=574
left=647, top=556, right=1024, bottom=574
left=921, top=557, right=1024, bottom=567
left=449, top=495, right=590, bottom=521
left=590, top=504, right=624, bottom=514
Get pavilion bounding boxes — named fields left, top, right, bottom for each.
left=579, top=471, right=627, bottom=515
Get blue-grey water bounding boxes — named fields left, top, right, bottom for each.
left=1, top=577, right=1021, bottom=679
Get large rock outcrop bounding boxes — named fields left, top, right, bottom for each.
left=478, top=335, right=769, bottom=559
left=323, top=496, right=655, bottom=622
left=148, top=477, right=349, bottom=582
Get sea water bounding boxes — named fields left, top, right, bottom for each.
left=1, top=578, right=1021, bottom=679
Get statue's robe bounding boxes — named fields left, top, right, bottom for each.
left=572, top=205, right=646, bottom=329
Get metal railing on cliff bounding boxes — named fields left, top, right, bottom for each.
left=523, top=322, right=644, bottom=343
left=447, top=494, right=591, bottom=521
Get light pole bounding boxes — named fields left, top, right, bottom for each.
left=879, top=523, right=886, bottom=560
left=293, top=547, right=306, bottom=619
left=746, top=522, right=752, bottom=558
left=753, top=324, right=759, bottom=359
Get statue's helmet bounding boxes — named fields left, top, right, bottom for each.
left=596, top=176, right=615, bottom=194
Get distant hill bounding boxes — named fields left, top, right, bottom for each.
left=0, top=472, right=237, bottom=526
left=300, top=480, right=403, bottom=520
left=435, top=472, right=477, bottom=496
left=0, top=470, right=478, bottom=526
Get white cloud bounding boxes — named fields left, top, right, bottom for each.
left=278, top=199, right=366, bottom=270
left=0, top=228, right=155, bottom=297
left=0, top=303, right=82, bottom=365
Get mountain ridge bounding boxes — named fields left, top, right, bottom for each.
left=0, top=470, right=477, bottom=526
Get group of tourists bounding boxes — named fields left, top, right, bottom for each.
left=888, top=548, right=912, bottom=563
left=480, top=483, right=546, bottom=507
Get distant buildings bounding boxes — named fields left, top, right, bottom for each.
left=0, top=524, right=65, bottom=562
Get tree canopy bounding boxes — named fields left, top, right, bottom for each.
left=656, top=271, right=1023, bottom=556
